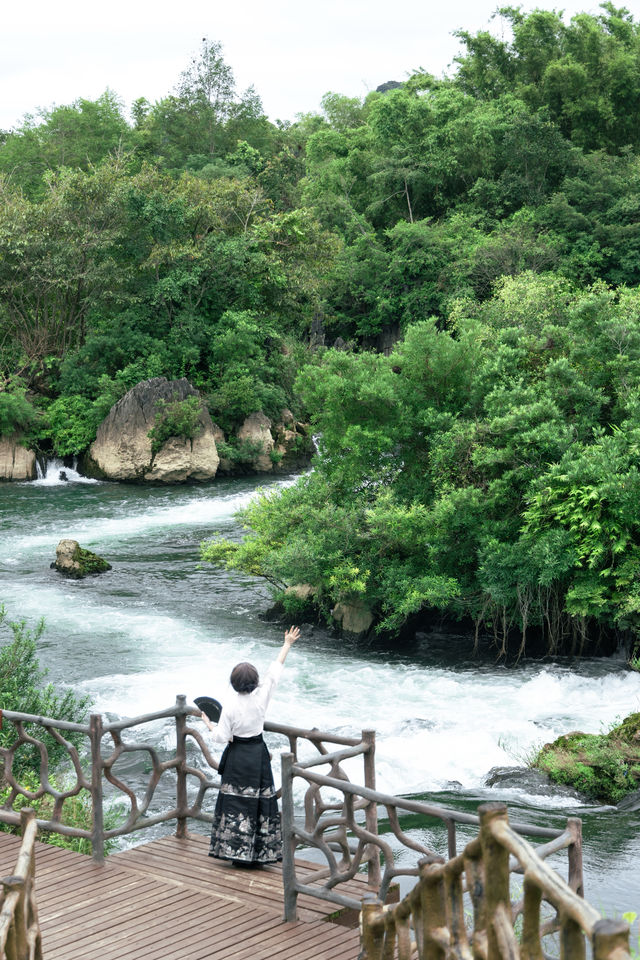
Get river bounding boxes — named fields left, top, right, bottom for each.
left=1, top=463, right=640, bottom=921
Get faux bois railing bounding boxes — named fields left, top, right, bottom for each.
left=0, top=809, right=42, bottom=960
left=0, top=700, right=631, bottom=960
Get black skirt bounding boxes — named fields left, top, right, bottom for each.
left=209, top=734, right=282, bottom=864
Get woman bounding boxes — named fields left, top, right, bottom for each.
left=200, top=626, right=300, bottom=866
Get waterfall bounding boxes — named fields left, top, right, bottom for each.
left=32, top=457, right=98, bottom=485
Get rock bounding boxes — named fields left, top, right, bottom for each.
left=52, top=540, right=111, bottom=579
left=237, top=412, right=274, bottom=472
left=331, top=599, right=374, bottom=637
left=280, top=408, right=295, bottom=427
left=211, top=423, right=234, bottom=474
left=617, top=788, right=640, bottom=812
left=0, top=438, right=36, bottom=481
left=376, top=80, right=404, bottom=94
left=484, top=765, right=587, bottom=800
left=285, top=584, right=317, bottom=602
left=87, top=378, right=219, bottom=483
left=534, top=712, right=640, bottom=804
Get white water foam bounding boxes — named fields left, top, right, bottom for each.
left=4, top=476, right=640, bottom=807
left=72, top=638, right=640, bottom=802
left=32, top=458, right=100, bottom=486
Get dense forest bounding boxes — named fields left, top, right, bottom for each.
left=3, top=5, right=640, bottom=655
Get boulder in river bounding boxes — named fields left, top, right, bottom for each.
left=0, top=437, right=37, bottom=481
left=86, top=378, right=220, bottom=483
left=52, top=540, right=112, bottom=579
left=533, top=711, right=640, bottom=804
left=484, top=765, right=588, bottom=801
left=331, top=599, right=374, bottom=638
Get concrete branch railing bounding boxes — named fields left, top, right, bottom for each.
left=0, top=700, right=376, bottom=867
left=0, top=809, right=42, bottom=960
left=360, top=802, right=631, bottom=960
left=279, top=752, right=585, bottom=922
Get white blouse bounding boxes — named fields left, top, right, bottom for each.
left=208, top=660, right=284, bottom=743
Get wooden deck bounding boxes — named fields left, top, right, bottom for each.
left=0, top=831, right=364, bottom=960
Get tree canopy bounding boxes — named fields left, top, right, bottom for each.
left=4, top=19, right=640, bottom=654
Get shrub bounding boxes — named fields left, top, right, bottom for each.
left=148, top=394, right=203, bottom=455
left=0, top=770, right=121, bottom=855
left=0, top=383, right=37, bottom=438
left=0, top=608, right=91, bottom=777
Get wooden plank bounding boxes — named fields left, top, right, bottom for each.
left=95, top=903, right=252, bottom=960
left=114, top=836, right=365, bottom=921
left=107, top=908, right=277, bottom=960
left=41, top=886, right=197, bottom=948
left=0, top=831, right=363, bottom=960
left=46, top=895, right=210, bottom=960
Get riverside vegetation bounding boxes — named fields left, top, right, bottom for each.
left=3, top=8, right=640, bottom=659
left=0, top=608, right=120, bottom=854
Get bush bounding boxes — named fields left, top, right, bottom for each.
left=0, top=609, right=91, bottom=777
left=0, top=769, right=121, bottom=855
left=0, top=383, right=37, bottom=437
left=148, top=395, right=203, bottom=455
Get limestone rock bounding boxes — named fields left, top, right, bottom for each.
left=0, top=438, right=36, bottom=481
left=237, top=412, right=274, bottom=472
left=52, top=540, right=111, bottom=579
left=285, top=584, right=317, bottom=602
left=331, top=599, right=374, bottom=637
left=87, top=378, right=219, bottom=483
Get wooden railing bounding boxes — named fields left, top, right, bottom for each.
left=0, top=809, right=42, bottom=960
left=360, top=802, right=631, bottom=960
left=279, top=753, right=584, bottom=924
left=0, top=701, right=375, bottom=867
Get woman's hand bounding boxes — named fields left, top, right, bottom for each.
left=278, top=625, right=300, bottom=664
left=200, top=710, right=214, bottom=732
left=284, top=626, right=300, bottom=646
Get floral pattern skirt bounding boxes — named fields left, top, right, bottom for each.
left=209, top=733, right=282, bottom=864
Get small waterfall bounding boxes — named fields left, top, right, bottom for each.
left=32, top=457, right=98, bottom=485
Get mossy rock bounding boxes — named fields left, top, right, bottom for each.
left=52, top=539, right=112, bottom=579
left=534, top=714, right=640, bottom=804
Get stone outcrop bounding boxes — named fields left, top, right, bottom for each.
left=237, top=412, right=275, bottom=472
left=86, top=378, right=219, bottom=483
left=331, top=599, right=374, bottom=638
left=0, top=438, right=36, bottom=481
left=52, top=540, right=111, bottom=579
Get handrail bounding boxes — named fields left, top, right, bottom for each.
left=0, top=700, right=378, bottom=870
left=278, top=757, right=584, bottom=922
left=0, top=809, right=43, bottom=960
left=0, top=700, right=585, bottom=939
left=360, top=802, right=631, bottom=960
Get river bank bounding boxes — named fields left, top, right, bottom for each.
left=1, top=469, right=640, bottom=917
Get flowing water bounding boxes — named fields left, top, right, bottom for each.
left=1, top=465, right=640, bottom=920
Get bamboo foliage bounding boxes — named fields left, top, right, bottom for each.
left=359, top=803, right=632, bottom=960
left=0, top=809, right=42, bottom=960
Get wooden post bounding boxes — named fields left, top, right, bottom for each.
left=446, top=818, right=456, bottom=860
left=360, top=893, right=385, bottom=960
left=24, top=808, right=43, bottom=960
left=443, top=865, right=470, bottom=957
left=592, top=918, right=630, bottom=960
left=521, top=877, right=544, bottom=960
left=89, top=713, right=105, bottom=865
left=362, top=729, right=381, bottom=890
left=567, top=817, right=584, bottom=897
left=175, top=695, right=188, bottom=839
left=479, top=803, right=511, bottom=960
left=280, top=752, right=298, bottom=922
left=560, top=915, right=586, bottom=960
left=420, top=861, right=447, bottom=960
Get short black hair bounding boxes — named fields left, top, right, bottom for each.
left=230, top=662, right=259, bottom=694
